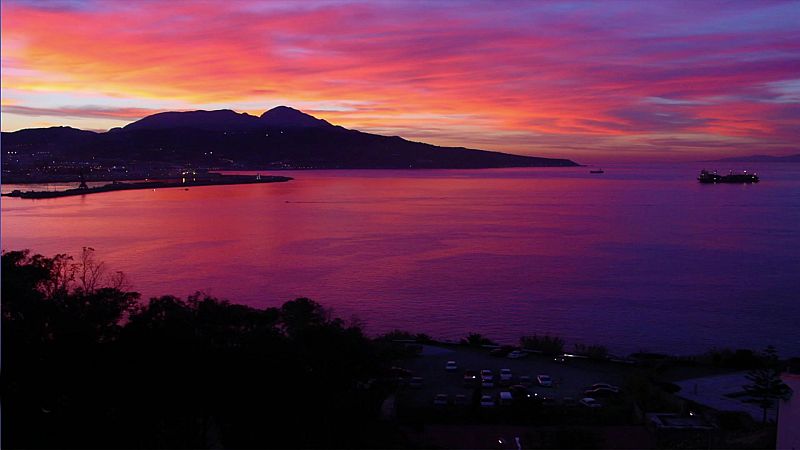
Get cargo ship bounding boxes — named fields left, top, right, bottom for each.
left=698, top=169, right=759, bottom=184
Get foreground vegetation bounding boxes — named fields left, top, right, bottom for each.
left=2, top=249, right=791, bottom=449
left=2, top=249, right=399, bottom=449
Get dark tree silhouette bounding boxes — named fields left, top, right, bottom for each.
left=461, top=332, right=495, bottom=346
left=520, top=334, right=565, bottom=355
left=2, top=250, right=396, bottom=449
left=743, top=345, right=792, bottom=423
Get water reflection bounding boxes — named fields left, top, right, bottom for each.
left=3, top=164, right=799, bottom=355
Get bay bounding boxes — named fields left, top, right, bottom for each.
left=3, top=163, right=799, bottom=356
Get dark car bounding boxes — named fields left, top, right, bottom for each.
left=583, top=387, right=619, bottom=398
left=509, top=384, right=537, bottom=402
left=490, top=345, right=516, bottom=357
left=388, top=366, right=413, bottom=378
left=489, top=348, right=507, bottom=357
left=463, top=370, right=479, bottom=387
left=590, top=383, right=619, bottom=392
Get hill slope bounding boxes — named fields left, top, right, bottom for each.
left=2, top=106, right=578, bottom=171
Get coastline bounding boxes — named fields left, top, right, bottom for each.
left=2, top=164, right=582, bottom=185
left=1, top=174, right=293, bottom=199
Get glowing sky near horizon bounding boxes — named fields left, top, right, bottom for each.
left=2, top=0, right=799, bottom=161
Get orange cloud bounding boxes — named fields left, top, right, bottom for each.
left=2, top=1, right=799, bottom=160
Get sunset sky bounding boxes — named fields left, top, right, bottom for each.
left=2, top=0, right=799, bottom=161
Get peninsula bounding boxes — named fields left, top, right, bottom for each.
left=2, top=173, right=292, bottom=199
left=2, top=106, right=578, bottom=183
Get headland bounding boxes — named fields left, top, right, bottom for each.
left=2, top=173, right=292, bottom=199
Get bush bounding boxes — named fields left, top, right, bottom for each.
left=520, top=334, right=564, bottom=355
left=574, top=343, right=608, bottom=359
left=461, top=332, right=495, bottom=346
left=704, top=347, right=762, bottom=369
left=377, top=329, right=432, bottom=343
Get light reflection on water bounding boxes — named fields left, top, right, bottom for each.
left=3, top=163, right=799, bottom=355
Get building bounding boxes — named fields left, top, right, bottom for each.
left=777, top=373, right=799, bottom=450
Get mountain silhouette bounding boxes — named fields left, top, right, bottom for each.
left=2, top=106, right=578, bottom=170
left=124, top=109, right=262, bottom=131
left=260, top=106, right=334, bottom=128
left=123, top=107, right=334, bottom=131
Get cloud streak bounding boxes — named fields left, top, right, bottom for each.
left=2, top=104, right=166, bottom=120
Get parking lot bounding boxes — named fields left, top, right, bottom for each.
left=396, top=344, right=630, bottom=407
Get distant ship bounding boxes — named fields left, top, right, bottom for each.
left=589, top=169, right=604, bottom=174
left=698, top=169, right=759, bottom=184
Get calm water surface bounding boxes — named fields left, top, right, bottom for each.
left=3, top=164, right=799, bottom=355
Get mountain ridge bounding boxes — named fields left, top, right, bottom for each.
left=2, top=106, right=580, bottom=175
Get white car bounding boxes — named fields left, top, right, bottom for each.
left=499, top=368, right=513, bottom=383
left=480, top=395, right=496, bottom=407
left=507, top=350, right=526, bottom=359
left=537, top=374, right=553, bottom=387
left=445, top=360, right=458, bottom=372
left=580, top=397, right=602, bottom=408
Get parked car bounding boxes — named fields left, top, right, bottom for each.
left=580, top=397, right=602, bottom=408
left=499, top=368, right=513, bottom=384
left=499, top=391, right=513, bottom=405
left=509, top=385, right=535, bottom=401
left=507, top=350, right=526, bottom=359
left=490, top=346, right=515, bottom=357
left=490, top=348, right=507, bottom=357
left=409, top=376, right=423, bottom=388
left=584, top=387, right=618, bottom=398
left=540, top=395, right=557, bottom=406
left=454, top=394, right=467, bottom=405
left=590, top=383, right=620, bottom=392
left=389, top=366, right=413, bottom=378
left=481, top=370, right=495, bottom=388
left=463, top=370, right=479, bottom=387
left=445, top=360, right=458, bottom=372
left=537, top=374, right=553, bottom=387
left=433, top=394, right=448, bottom=406
left=518, top=375, right=532, bottom=385
left=480, top=395, right=496, bottom=407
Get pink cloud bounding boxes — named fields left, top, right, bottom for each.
left=2, top=0, right=799, bottom=160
